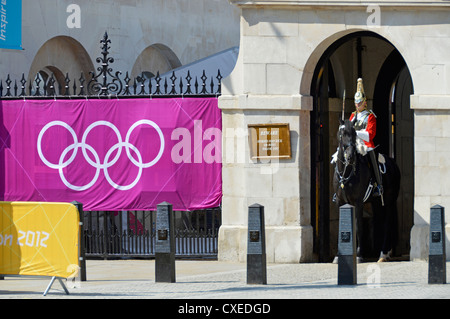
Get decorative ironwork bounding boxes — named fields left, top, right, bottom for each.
left=88, top=32, right=123, bottom=96
left=83, top=208, right=221, bottom=259
left=0, top=32, right=223, bottom=99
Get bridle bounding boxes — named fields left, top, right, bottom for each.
left=335, top=126, right=356, bottom=189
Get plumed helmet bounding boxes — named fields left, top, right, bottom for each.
left=354, top=78, right=366, bottom=103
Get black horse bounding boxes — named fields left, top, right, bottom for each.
left=333, top=119, right=401, bottom=262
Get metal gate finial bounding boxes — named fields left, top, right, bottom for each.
left=87, top=31, right=123, bottom=96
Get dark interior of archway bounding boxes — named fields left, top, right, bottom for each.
left=374, top=50, right=414, bottom=258
left=373, top=49, right=409, bottom=156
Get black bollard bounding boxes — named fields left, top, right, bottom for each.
left=71, top=201, right=87, bottom=282
left=155, top=202, right=176, bottom=283
left=247, top=204, right=267, bottom=285
left=428, top=205, right=446, bottom=284
left=338, top=204, right=357, bottom=285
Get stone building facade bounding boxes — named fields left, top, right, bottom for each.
left=218, top=0, right=450, bottom=262
left=0, top=0, right=240, bottom=88
left=1, top=0, right=449, bottom=263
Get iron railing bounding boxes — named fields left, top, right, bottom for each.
left=0, top=32, right=222, bottom=98
left=83, top=208, right=221, bottom=259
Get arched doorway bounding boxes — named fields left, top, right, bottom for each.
left=28, top=36, right=94, bottom=94
left=131, top=43, right=182, bottom=80
left=309, top=31, right=414, bottom=262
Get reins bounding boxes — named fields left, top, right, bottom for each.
left=335, top=148, right=356, bottom=188
left=335, top=126, right=357, bottom=189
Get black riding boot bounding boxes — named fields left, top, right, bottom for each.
left=369, top=150, right=383, bottom=197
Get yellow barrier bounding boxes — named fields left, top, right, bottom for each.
left=0, top=201, right=80, bottom=279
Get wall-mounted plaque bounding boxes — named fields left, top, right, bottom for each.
left=248, top=123, right=291, bottom=159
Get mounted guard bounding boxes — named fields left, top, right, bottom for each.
left=350, top=78, right=383, bottom=199
left=332, top=78, right=401, bottom=262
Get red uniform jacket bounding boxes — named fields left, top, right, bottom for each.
left=350, top=110, right=376, bottom=149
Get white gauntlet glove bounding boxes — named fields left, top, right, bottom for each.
left=356, top=129, right=369, bottom=142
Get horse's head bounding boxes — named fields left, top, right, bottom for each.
left=337, top=119, right=356, bottom=164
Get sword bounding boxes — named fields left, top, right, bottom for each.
left=342, top=90, right=346, bottom=121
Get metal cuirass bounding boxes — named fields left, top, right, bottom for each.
left=352, top=110, right=371, bottom=131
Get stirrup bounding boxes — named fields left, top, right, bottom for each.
left=332, top=193, right=337, bottom=203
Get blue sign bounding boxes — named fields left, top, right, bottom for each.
left=0, top=0, right=22, bottom=50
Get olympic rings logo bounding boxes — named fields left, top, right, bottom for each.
left=37, top=120, right=165, bottom=191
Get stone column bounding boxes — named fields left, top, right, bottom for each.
left=217, top=6, right=315, bottom=263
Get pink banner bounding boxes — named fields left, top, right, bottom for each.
left=0, top=98, right=222, bottom=211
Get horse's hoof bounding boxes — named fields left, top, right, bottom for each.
left=357, top=257, right=364, bottom=263
left=332, top=256, right=338, bottom=264
left=377, top=252, right=391, bottom=263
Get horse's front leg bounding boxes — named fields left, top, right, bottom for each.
left=355, top=202, right=365, bottom=263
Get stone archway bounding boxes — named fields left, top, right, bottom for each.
left=28, top=36, right=94, bottom=93
left=131, top=44, right=182, bottom=80
left=304, top=30, right=414, bottom=261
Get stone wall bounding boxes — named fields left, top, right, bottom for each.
left=411, top=108, right=450, bottom=259
left=0, top=0, right=240, bottom=80
left=220, top=1, right=450, bottom=262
